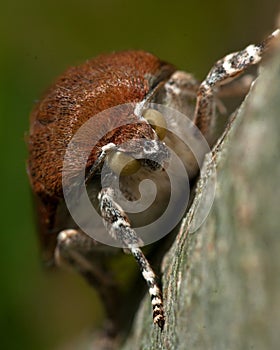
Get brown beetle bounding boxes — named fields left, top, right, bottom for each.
left=27, top=30, right=278, bottom=335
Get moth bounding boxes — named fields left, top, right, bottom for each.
left=27, top=29, right=279, bottom=334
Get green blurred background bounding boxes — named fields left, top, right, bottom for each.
left=0, top=0, right=279, bottom=349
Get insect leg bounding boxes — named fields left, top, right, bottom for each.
left=162, top=71, right=200, bottom=117
left=98, top=187, right=165, bottom=329
left=54, top=229, right=121, bottom=333
left=193, top=29, right=280, bottom=137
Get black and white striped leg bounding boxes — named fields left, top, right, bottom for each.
left=98, top=187, right=165, bottom=329
left=193, top=29, right=280, bottom=137
left=130, top=246, right=165, bottom=329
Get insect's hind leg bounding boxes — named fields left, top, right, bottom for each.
left=55, top=229, right=121, bottom=336
left=193, top=29, right=280, bottom=138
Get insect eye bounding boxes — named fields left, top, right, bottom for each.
left=107, top=151, right=141, bottom=176
left=143, top=109, right=167, bottom=140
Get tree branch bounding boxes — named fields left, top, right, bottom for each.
left=121, top=47, right=280, bottom=350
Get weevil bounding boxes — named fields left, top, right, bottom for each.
left=28, top=30, right=279, bottom=333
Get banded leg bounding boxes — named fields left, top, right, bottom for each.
left=193, top=29, right=280, bottom=137
left=98, top=187, right=165, bottom=329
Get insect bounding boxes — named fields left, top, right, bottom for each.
left=27, top=29, right=279, bottom=334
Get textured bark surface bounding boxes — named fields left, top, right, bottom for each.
left=120, top=49, right=280, bottom=350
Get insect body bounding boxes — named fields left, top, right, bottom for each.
left=28, top=30, right=279, bottom=332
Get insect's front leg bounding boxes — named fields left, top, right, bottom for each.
left=98, top=187, right=165, bottom=329
left=193, top=29, right=280, bottom=137
left=54, top=229, right=121, bottom=335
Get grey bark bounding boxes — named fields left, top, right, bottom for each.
left=119, top=48, right=280, bottom=350
left=61, top=48, right=280, bottom=350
